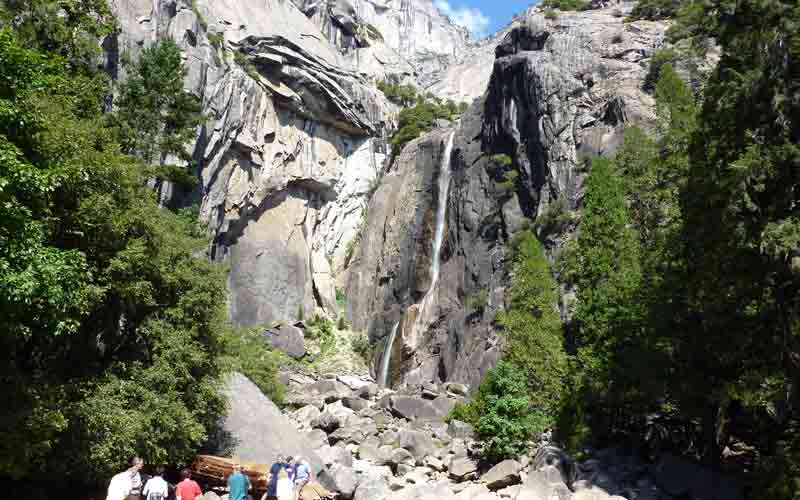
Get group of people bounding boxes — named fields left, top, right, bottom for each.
left=106, top=456, right=313, bottom=500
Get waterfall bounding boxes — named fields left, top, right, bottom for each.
left=378, top=321, right=400, bottom=387
left=378, top=131, right=455, bottom=387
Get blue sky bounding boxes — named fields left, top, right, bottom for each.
left=433, top=0, right=540, bottom=37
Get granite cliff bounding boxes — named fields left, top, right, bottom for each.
left=110, top=0, right=669, bottom=387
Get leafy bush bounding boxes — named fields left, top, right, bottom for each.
left=350, top=333, right=373, bottom=363
left=306, top=315, right=337, bottom=357
left=453, top=362, right=544, bottom=461
left=390, top=96, right=466, bottom=156
left=644, top=47, right=680, bottom=91
left=377, top=80, right=417, bottom=106
left=207, top=31, right=224, bottom=48
left=465, top=289, right=489, bottom=314
left=220, top=328, right=285, bottom=405
left=535, top=197, right=573, bottom=235
left=628, top=0, right=684, bottom=20
left=541, top=0, right=591, bottom=11
left=544, top=8, right=559, bottom=20
left=491, top=154, right=513, bottom=167
left=451, top=232, right=567, bottom=461
left=496, top=170, right=520, bottom=192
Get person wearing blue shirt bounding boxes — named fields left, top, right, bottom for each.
left=266, top=456, right=286, bottom=500
left=227, top=463, right=251, bottom=500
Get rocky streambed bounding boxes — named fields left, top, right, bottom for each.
left=212, top=372, right=742, bottom=500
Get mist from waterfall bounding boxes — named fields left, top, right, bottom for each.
left=377, top=131, right=455, bottom=387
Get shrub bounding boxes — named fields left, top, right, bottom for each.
left=336, top=288, right=347, bottom=308
left=350, top=333, right=373, bottom=363
left=491, top=154, right=513, bottom=167
left=644, top=47, right=680, bottom=91
left=544, top=8, right=559, bottom=20
left=541, top=0, right=591, bottom=11
left=377, top=80, right=417, bottom=106
left=220, top=327, right=286, bottom=405
left=207, top=31, right=224, bottom=48
left=628, top=0, right=683, bottom=20
left=496, top=169, right=520, bottom=192
left=535, top=197, right=573, bottom=235
left=465, top=289, right=489, bottom=314
left=306, top=315, right=337, bottom=356
left=390, top=95, right=466, bottom=156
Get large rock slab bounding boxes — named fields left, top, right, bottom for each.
left=264, top=324, right=306, bottom=358
left=449, top=457, right=478, bottom=480
left=390, top=395, right=449, bottom=422
left=398, top=429, right=437, bottom=463
left=216, top=372, right=324, bottom=473
left=480, top=459, right=522, bottom=490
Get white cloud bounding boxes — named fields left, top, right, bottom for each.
left=434, top=0, right=491, bottom=36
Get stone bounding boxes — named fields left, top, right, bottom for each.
left=380, top=430, right=399, bottom=446
left=306, top=429, right=329, bottom=448
left=214, top=373, right=324, bottom=474
left=480, top=459, right=523, bottom=490
left=359, top=437, right=390, bottom=464
left=444, top=383, right=469, bottom=396
left=652, top=453, right=743, bottom=500
left=447, top=420, right=474, bottom=440
left=455, top=483, right=490, bottom=500
left=424, top=456, right=445, bottom=471
left=360, top=383, right=379, bottom=399
left=354, top=476, right=391, bottom=500
left=398, top=429, right=437, bottom=463
left=532, top=446, right=574, bottom=486
left=449, top=457, right=478, bottom=480
left=390, top=395, right=448, bottom=422
left=293, top=405, right=322, bottom=429
left=405, top=467, right=432, bottom=484
left=312, top=411, right=342, bottom=433
left=396, top=463, right=414, bottom=476
left=338, top=375, right=373, bottom=390
left=317, top=444, right=354, bottom=467
left=422, top=389, right=439, bottom=400
left=318, top=463, right=358, bottom=499
left=263, top=324, right=305, bottom=359
left=389, top=448, right=416, bottom=467
left=515, top=468, right=571, bottom=500
left=496, top=485, right=520, bottom=498
left=343, top=397, right=370, bottom=412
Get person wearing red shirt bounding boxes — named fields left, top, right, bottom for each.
left=175, top=468, right=203, bottom=500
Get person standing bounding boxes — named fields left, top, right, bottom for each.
left=175, top=468, right=203, bottom=500
left=265, top=455, right=286, bottom=500
left=291, top=457, right=311, bottom=500
left=142, top=467, right=169, bottom=500
left=107, top=457, right=144, bottom=500
left=275, top=465, right=293, bottom=500
left=228, top=463, right=251, bottom=500
left=129, top=457, right=144, bottom=500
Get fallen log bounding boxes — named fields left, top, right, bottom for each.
left=191, top=455, right=269, bottom=492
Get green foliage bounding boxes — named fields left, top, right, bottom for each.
left=306, top=315, right=337, bottom=357
left=544, top=8, right=558, bottom=20
left=0, top=24, right=231, bottom=482
left=535, top=197, right=573, bottom=235
left=220, top=327, right=285, bottom=405
left=377, top=80, right=417, bottom=106
left=628, top=0, right=684, bottom=20
left=496, top=169, right=519, bottom=192
left=350, top=333, right=373, bottom=364
left=465, top=289, right=488, bottom=314
left=456, top=362, right=544, bottom=461
left=191, top=0, right=208, bottom=32
left=390, top=95, right=466, bottom=156
left=336, top=287, right=347, bottom=308
left=644, top=47, right=680, bottom=91
left=458, top=232, right=567, bottom=461
left=490, top=154, right=512, bottom=167
left=207, top=31, right=224, bottom=48
left=111, top=39, right=204, bottom=170
left=541, top=0, right=590, bottom=11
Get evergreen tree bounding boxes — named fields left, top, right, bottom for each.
left=111, top=39, right=203, bottom=188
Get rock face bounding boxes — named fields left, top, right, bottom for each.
left=291, top=0, right=471, bottom=86
left=110, top=0, right=396, bottom=327
left=346, top=2, right=667, bottom=389
left=215, top=372, right=324, bottom=473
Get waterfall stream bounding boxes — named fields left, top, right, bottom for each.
left=378, top=131, right=455, bottom=387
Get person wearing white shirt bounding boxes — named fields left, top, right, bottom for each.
left=143, top=467, right=169, bottom=500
